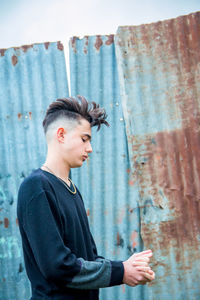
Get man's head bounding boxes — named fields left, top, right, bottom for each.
left=42, top=96, right=109, bottom=168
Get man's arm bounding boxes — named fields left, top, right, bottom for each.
left=22, top=190, right=154, bottom=290
left=22, top=190, right=124, bottom=289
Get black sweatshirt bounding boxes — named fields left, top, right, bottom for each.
left=17, top=168, right=124, bottom=300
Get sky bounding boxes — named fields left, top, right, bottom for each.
left=0, top=0, right=199, bottom=50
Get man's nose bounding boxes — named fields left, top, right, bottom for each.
left=86, top=142, right=93, bottom=153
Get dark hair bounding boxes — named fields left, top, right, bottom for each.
left=43, top=95, right=109, bottom=134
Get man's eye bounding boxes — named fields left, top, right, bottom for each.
left=82, top=138, right=87, bottom=142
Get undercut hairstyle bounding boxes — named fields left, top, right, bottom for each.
left=42, top=96, right=109, bottom=135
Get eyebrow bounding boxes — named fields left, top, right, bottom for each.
left=82, top=133, right=92, bottom=141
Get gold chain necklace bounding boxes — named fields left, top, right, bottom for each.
left=42, top=165, right=77, bottom=195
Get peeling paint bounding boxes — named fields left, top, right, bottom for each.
left=21, top=44, right=33, bottom=53
left=71, top=37, right=77, bottom=53
left=0, top=49, right=6, bottom=57
left=4, top=218, right=9, bottom=228
left=130, top=231, right=137, bottom=248
left=94, top=35, right=103, bottom=51
left=57, top=41, right=64, bottom=51
left=13, top=44, right=33, bottom=53
left=105, top=35, right=114, bottom=46
left=12, top=55, right=18, bottom=66
left=44, top=42, right=50, bottom=50
left=116, top=232, right=124, bottom=247
left=84, top=36, right=89, bottom=54
left=17, top=113, right=22, bottom=120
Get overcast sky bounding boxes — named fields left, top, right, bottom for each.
left=0, top=0, right=199, bottom=50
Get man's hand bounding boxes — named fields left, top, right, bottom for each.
left=122, top=250, right=155, bottom=286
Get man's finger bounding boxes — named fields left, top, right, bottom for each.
left=133, top=256, right=150, bottom=263
left=132, top=261, right=149, bottom=267
left=133, top=250, right=152, bottom=257
left=135, top=266, right=151, bottom=272
left=140, top=271, right=155, bottom=281
left=147, top=269, right=154, bottom=275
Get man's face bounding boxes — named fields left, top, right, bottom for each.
left=60, top=118, right=92, bottom=168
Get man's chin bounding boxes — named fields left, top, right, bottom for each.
left=71, top=162, right=83, bottom=168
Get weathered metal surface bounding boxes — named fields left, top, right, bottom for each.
left=69, top=35, right=150, bottom=300
left=0, top=42, right=68, bottom=299
left=115, top=11, right=200, bottom=299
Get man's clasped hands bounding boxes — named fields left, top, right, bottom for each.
left=123, top=250, right=155, bottom=286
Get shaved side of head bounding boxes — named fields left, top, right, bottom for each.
left=45, top=117, right=82, bottom=143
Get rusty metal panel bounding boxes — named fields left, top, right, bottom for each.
left=69, top=35, right=150, bottom=300
left=0, top=42, right=68, bottom=299
left=115, top=11, right=200, bottom=299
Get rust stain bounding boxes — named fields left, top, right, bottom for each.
left=71, top=37, right=77, bottom=53
left=18, top=113, right=22, bottom=120
left=0, top=49, right=6, bottom=57
left=86, top=209, right=90, bottom=216
left=123, top=13, right=200, bottom=279
left=21, top=44, right=33, bottom=53
left=121, top=284, right=126, bottom=293
left=132, top=126, right=200, bottom=267
left=14, top=44, right=33, bottom=53
left=44, top=42, right=50, bottom=50
left=84, top=36, right=89, bottom=54
left=29, top=112, right=32, bottom=120
left=105, top=35, right=114, bottom=45
left=116, top=208, right=125, bottom=224
left=84, top=36, right=89, bottom=46
left=116, top=232, right=124, bottom=247
left=57, top=41, right=64, bottom=51
left=4, top=217, right=9, bottom=228
left=130, top=231, right=138, bottom=248
left=95, top=35, right=103, bottom=51
left=16, top=218, right=19, bottom=226
left=12, top=55, right=18, bottom=66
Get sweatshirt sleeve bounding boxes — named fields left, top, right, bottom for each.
left=24, top=191, right=124, bottom=289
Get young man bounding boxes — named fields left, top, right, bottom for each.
left=17, top=96, right=155, bottom=300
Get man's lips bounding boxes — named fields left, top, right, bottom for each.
left=82, top=156, right=88, bottom=161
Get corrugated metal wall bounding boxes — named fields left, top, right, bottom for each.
left=0, top=42, right=68, bottom=300
left=115, top=12, right=200, bottom=299
left=1, top=10, right=199, bottom=300
left=69, top=35, right=150, bottom=300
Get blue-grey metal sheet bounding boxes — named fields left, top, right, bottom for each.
left=0, top=41, right=68, bottom=300
left=115, top=11, right=200, bottom=299
left=69, top=35, right=149, bottom=299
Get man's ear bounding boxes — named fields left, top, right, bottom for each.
left=57, top=127, right=66, bottom=143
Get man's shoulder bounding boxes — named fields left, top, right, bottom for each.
left=18, top=168, right=50, bottom=202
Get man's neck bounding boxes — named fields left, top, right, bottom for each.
left=42, top=155, right=70, bottom=185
